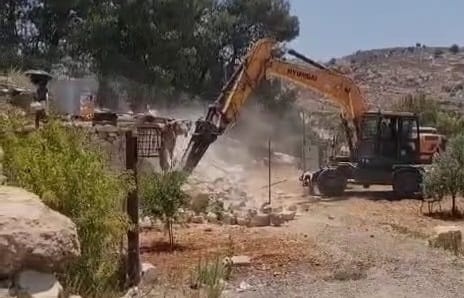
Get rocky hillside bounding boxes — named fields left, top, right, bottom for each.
left=293, top=44, right=464, bottom=114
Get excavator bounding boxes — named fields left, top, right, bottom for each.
left=179, top=38, right=443, bottom=198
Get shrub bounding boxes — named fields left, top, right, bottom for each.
left=449, top=44, right=460, bottom=54
left=434, top=49, right=444, bottom=58
left=391, top=93, right=439, bottom=126
left=424, top=133, right=464, bottom=215
left=0, top=114, right=132, bottom=296
left=140, top=171, right=188, bottom=250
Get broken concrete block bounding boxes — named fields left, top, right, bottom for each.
left=286, top=204, right=298, bottom=212
left=191, top=215, right=205, bottom=224
left=280, top=211, right=296, bottom=221
left=222, top=213, right=237, bottom=225
left=236, top=217, right=250, bottom=226
left=249, top=213, right=270, bottom=227
left=223, top=255, right=251, bottom=267
left=270, top=213, right=285, bottom=227
left=260, top=204, right=273, bottom=215
left=206, top=212, right=218, bottom=223
left=428, top=225, right=462, bottom=253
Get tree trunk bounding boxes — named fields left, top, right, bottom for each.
left=168, top=219, right=174, bottom=251
left=452, top=194, right=457, bottom=216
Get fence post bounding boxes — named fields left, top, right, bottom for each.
left=125, top=130, right=140, bottom=286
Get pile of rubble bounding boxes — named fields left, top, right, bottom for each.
left=177, top=142, right=298, bottom=228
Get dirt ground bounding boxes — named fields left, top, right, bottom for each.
left=140, top=164, right=464, bottom=298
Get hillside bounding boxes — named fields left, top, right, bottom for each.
left=293, top=45, right=464, bottom=114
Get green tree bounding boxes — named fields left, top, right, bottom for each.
left=140, top=171, right=188, bottom=250
left=424, top=134, right=464, bottom=216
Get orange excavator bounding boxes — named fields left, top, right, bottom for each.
left=180, top=38, right=444, bottom=197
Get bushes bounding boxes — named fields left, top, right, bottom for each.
left=0, top=114, right=132, bottom=296
left=391, top=93, right=464, bottom=137
left=449, top=44, right=460, bottom=54
left=139, top=171, right=188, bottom=250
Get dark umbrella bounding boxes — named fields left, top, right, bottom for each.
left=24, top=69, right=53, bottom=85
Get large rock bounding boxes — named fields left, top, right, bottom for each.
left=428, top=225, right=462, bottom=253
left=0, top=186, right=80, bottom=275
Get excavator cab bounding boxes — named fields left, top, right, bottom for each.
left=356, top=111, right=420, bottom=167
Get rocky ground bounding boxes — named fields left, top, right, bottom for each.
left=139, top=160, right=464, bottom=298
left=293, top=44, right=464, bottom=119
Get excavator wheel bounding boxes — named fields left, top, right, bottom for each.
left=392, top=168, right=422, bottom=199
left=316, top=168, right=347, bottom=197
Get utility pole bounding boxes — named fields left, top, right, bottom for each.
left=125, top=130, right=140, bottom=286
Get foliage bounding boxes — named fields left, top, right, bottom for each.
left=449, top=44, right=460, bottom=54
left=0, top=0, right=299, bottom=109
left=423, top=133, right=464, bottom=215
left=391, top=92, right=464, bottom=137
left=434, top=48, right=444, bottom=58
left=391, top=93, right=439, bottom=126
left=0, top=114, right=132, bottom=296
left=190, top=256, right=231, bottom=298
left=140, top=171, right=188, bottom=250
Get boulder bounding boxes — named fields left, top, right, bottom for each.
left=16, top=270, right=64, bottom=298
left=0, top=186, right=80, bottom=275
left=428, top=225, right=462, bottom=253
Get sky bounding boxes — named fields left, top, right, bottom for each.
left=288, top=0, right=464, bottom=61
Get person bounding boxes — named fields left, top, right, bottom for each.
left=34, top=80, right=49, bottom=128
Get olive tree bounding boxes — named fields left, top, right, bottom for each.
left=139, top=171, right=188, bottom=250
left=423, top=133, right=464, bottom=216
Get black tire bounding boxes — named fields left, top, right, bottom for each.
left=393, top=169, right=422, bottom=199
left=316, top=168, right=347, bottom=197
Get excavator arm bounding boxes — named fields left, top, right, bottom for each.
left=180, top=38, right=369, bottom=173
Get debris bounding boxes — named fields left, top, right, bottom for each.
left=206, top=212, right=218, bottom=223
left=191, top=215, right=205, bottom=224
left=270, top=213, right=285, bottom=227
left=222, top=212, right=237, bottom=225
left=237, top=281, right=252, bottom=292
left=280, top=211, right=296, bottom=221
left=236, top=217, right=250, bottom=226
left=224, top=255, right=251, bottom=267
left=287, top=204, right=298, bottom=212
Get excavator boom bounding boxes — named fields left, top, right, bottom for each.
left=180, top=38, right=369, bottom=173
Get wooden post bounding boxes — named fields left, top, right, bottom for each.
left=268, top=138, right=271, bottom=205
left=125, top=130, right=140, bottom=286
left=301, top=110, right=306, bottom=171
